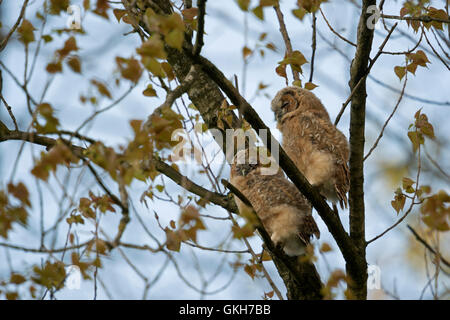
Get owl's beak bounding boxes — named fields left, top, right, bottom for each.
left=274, top=109, right=283, bottom=122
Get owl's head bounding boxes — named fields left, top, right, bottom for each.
left=231, top=147, right=283, bottom=177
left=271, top=86, right=330, bottom=123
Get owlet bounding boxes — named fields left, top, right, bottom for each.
left=230, top=148, right=320, bottom=256
left=271, top=86, right=350, bottom=209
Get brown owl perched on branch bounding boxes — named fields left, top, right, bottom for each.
left=230, top=148, right=320, bottom=256
left=271, top=87, right=350, bottom=209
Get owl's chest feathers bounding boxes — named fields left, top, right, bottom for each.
left=279, top=118, right=336, bottom=187
left=280, top=119, right=316, bottom=169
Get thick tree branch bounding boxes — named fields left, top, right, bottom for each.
left=346, top=0, right=377, bottom=299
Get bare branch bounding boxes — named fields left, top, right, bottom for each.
left=273, top=4, right=300, bottom=82
left=319, top=8, right=357, bottom=47
left=335, top=23, right=398, bottom=126
left=193, top=0, right=206, bottom=56
left=407, top=225, right=450, bottom=269
left=364, top=72, right=407, bottom=161
left=0, top=0, right=30, bottom=52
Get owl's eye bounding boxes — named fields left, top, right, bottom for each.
left=281, top=102, right=289, bottom=109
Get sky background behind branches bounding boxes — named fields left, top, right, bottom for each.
left=0, top=0, right=449, bottom=299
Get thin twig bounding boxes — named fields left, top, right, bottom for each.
left=0, top=0, right=30, bottom=51
left=335, top=23, right=398, bottom=125
left=319, top=8, right=357, bottom=47
left=407, top=225, right=450, bottom=269
left=309, top=12, right=317, bottom=83
left=273, top=4, right=300, bottom=81
left=364, top=72, right=407, bottom=161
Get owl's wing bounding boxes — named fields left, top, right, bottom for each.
left=298, top=113, right=350, bottom=209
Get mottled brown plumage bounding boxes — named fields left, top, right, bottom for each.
left=271, top=87, right=350, bottom=209
left=230, top=148, right=320, bottom=256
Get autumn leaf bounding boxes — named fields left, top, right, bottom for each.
left=46, top=61, right=63, bottom=74
left=91, top=79, right=112, bottom=99
left=394, top=66, right=406, bottom=80
left=93, top=0, right=110, bottom=19
left=242, top=46, right=252, bottom=59
left=305, top=82, right=318, bottom=90
left=113, top=9, right=127, bottom=22
left=137, top=35, right=167, bottom=59
left=17, top=20, right=35, bottom=45
left=292, top=8, right=307, bottom=20
left=402, top=177, right=415, bottom=194
left=49, top=0, right=70, bottom=15
left=165, top=29, right=184, bottom=50
left=407, top=131, right=423, bottom=153
left=32, top=261, right=66, bottom=290
left=182, top=7, right=199, bottom=20
left=320, top=242, right=332, bottom=253
left=165, top=228, right=181, bottom=251
left=236, top=0, right=250, bottom=11
left=391, top=189, right=406, bottom=214
left=33, top=103, right=60, bottom=133
left=7, top=182, right=31, bottom=207
left=57, top=36, right=79, bottom=59
left=252, top=6, right=264, bottom=20
left=10, top=273, right=27, bottom=285
left=143, top=84, right=157, bottom=97
left=116, top=57, right=143, bottom=83
left=67, top=56, right=82, bottom=73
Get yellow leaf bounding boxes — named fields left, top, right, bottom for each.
left=305, top=82, right=318, bottom=90
left=17, top=20, right=35, bottom=45
left=394, top=66, right=406, bottom=80
left=143, top=84, right=157, bottom=97
left=67, top=56, right=82, bottom=73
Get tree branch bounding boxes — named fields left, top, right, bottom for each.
left=346, top=0, right=377, bottom=299
left=407, top=225, right=450, bottom=269
left=0, top=0, right=30, bottom=52
left=273, top=4, right=300, bottom=82
left=381, top=14, right=450, bottom=25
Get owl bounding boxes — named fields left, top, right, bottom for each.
left=230, top=148, right=320, bottom=256
left=271, top=86, right=350, bottom=209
